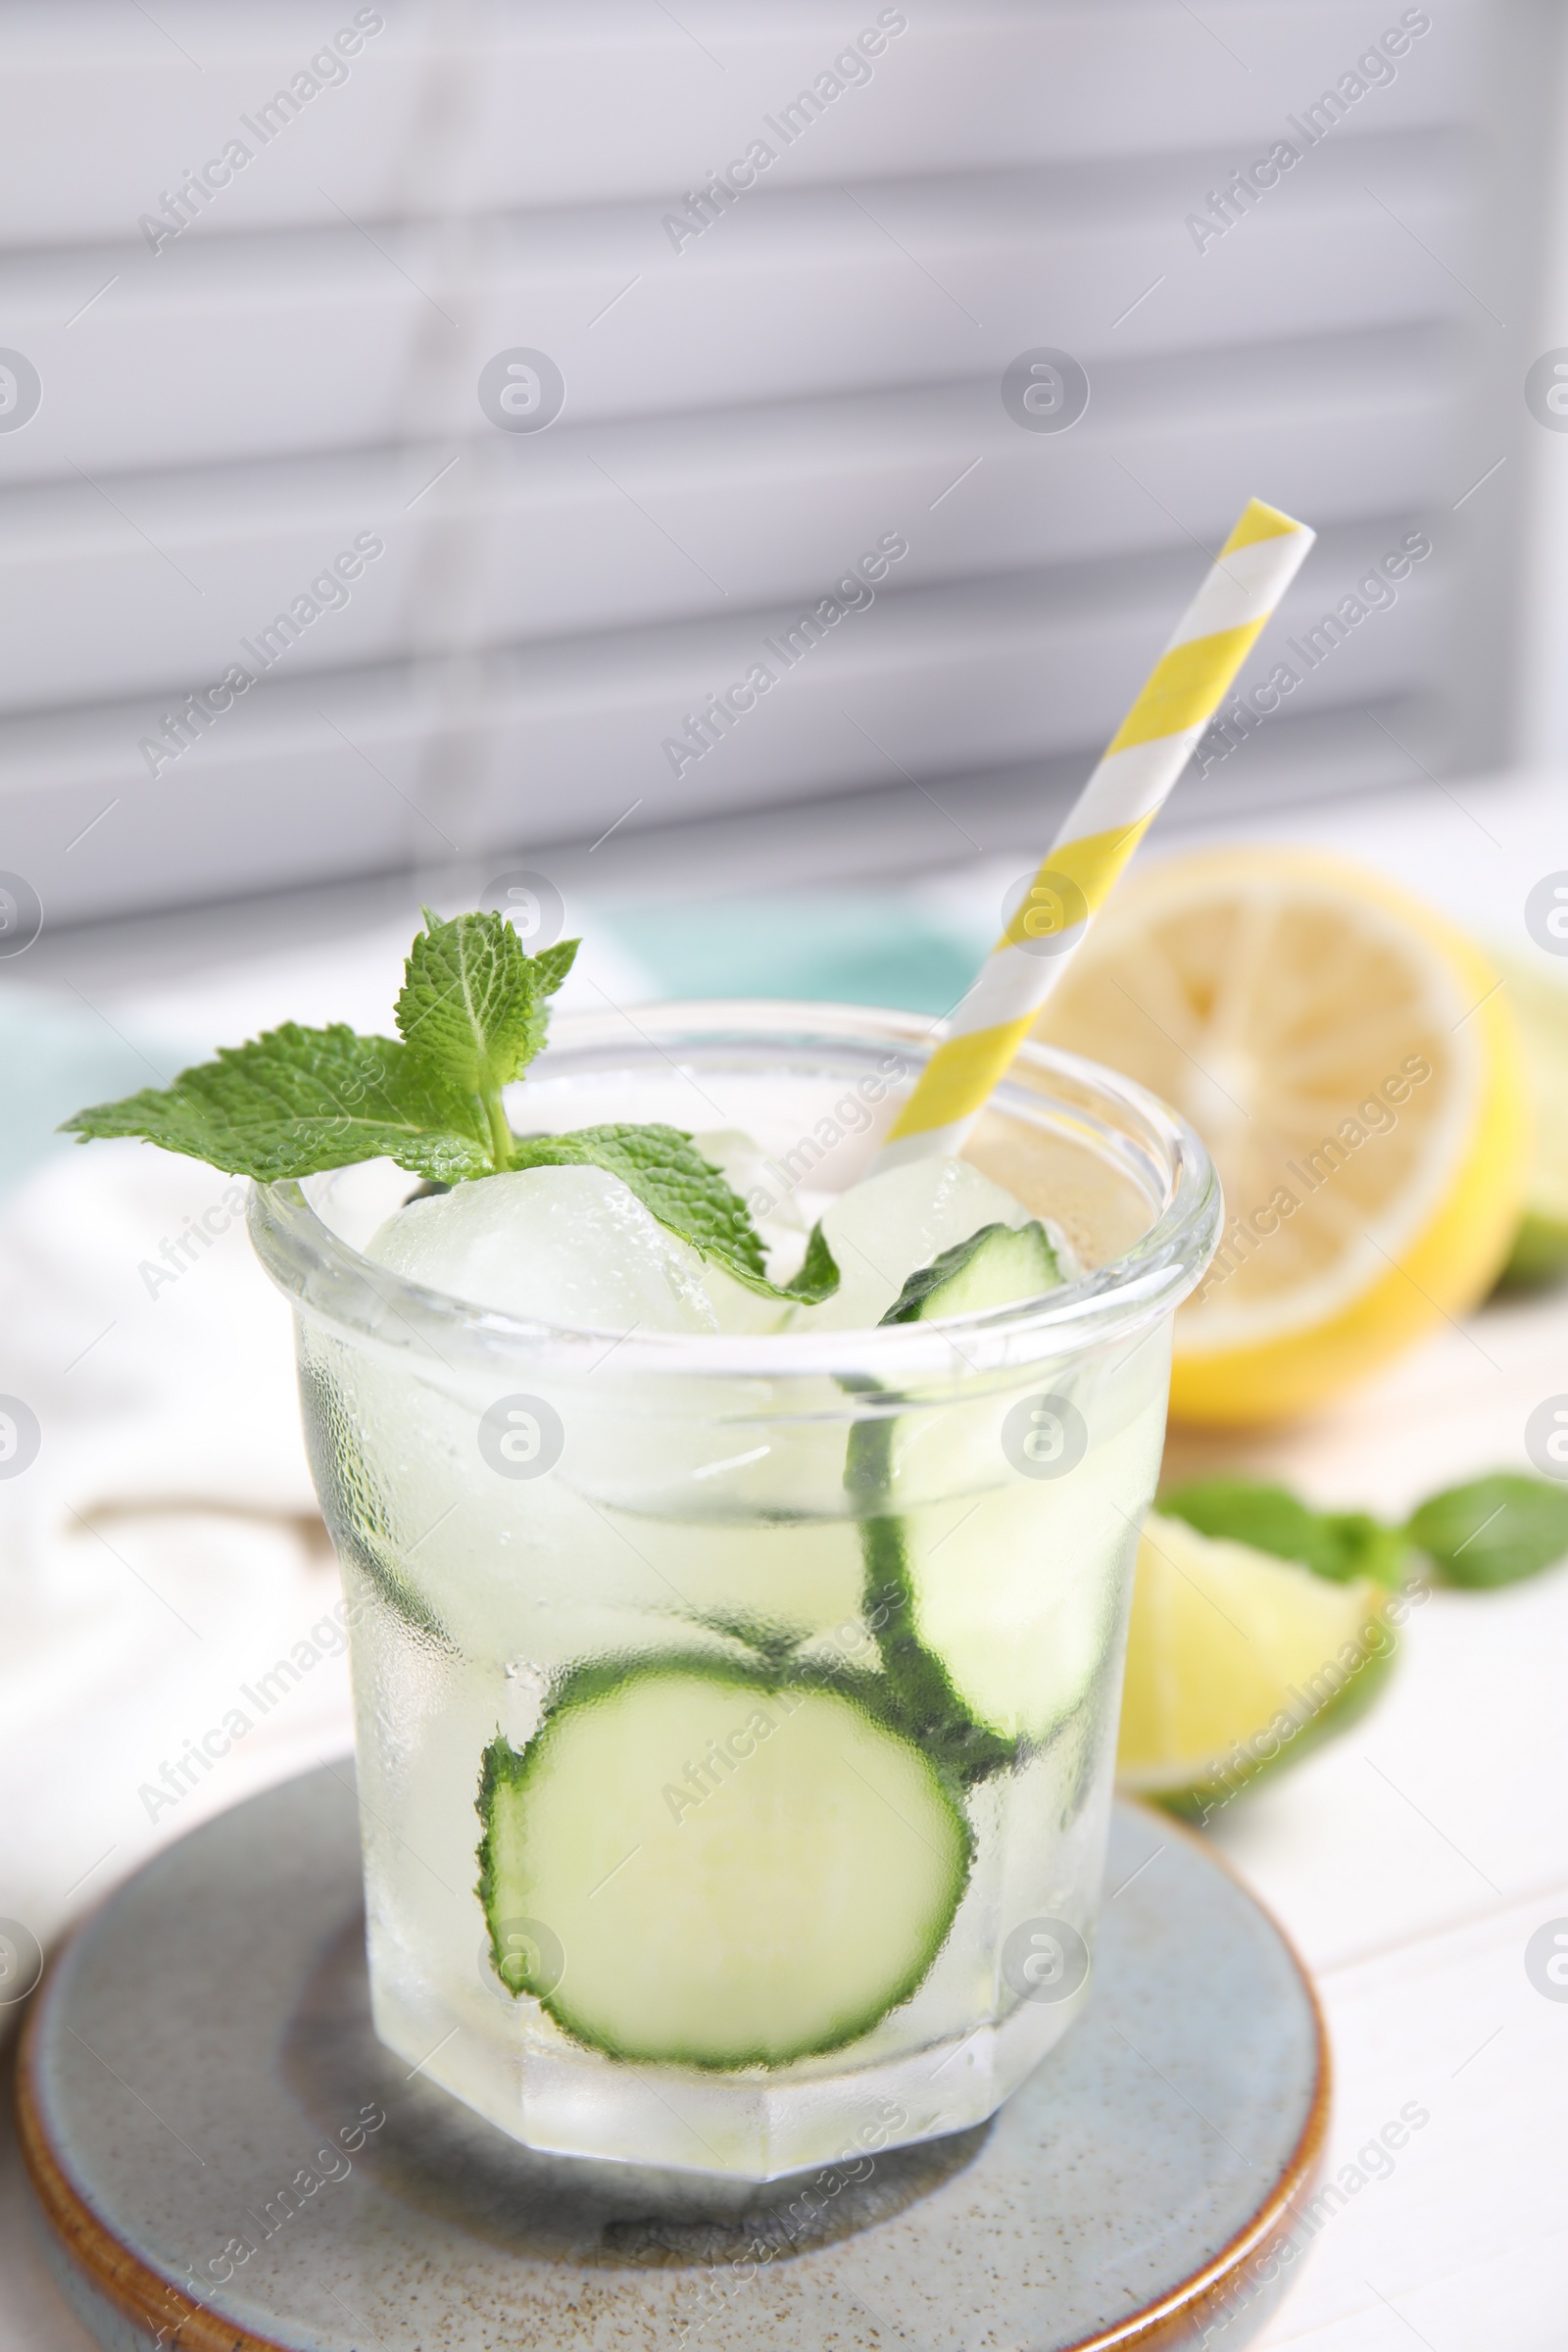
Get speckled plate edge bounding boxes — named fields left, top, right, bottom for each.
left=16, top=1800, right=1331, bottom=2352
left=1072, top=1805, right=1333, bottom=2348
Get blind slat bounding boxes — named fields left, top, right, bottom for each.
left=0, top=0, right=1489, bottom=925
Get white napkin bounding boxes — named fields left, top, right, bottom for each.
left=0, top=1140, right=353, bottom=1969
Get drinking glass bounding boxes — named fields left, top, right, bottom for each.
left=249, top=1003, right=1218, bottom=2180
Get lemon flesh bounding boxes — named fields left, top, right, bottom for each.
left=1035, top=846, right=1530, bottom=1423
left=1116, top=1511, right=1396, bottom=1817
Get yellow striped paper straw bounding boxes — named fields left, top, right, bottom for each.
left=875, top=497, right=1315, bottom=1169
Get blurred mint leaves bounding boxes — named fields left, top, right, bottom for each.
left=1160, top=1470, right=1568, bottom=1593
left=1405, top=1474, right=1568, bottom=1590
left=1160, top=1479, right=1407, bottom=1590
left=63, top=907, right=839, bottom=1305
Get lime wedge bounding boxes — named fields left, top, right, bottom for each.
left=1116, top=1511, right=1396, bottom=1820
left=1495, top=953, right=1568, bottom=1286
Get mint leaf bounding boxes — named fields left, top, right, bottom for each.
left=1306, top=1507, right=1405, bottom=1589
left=396, top=908, right=556, bottom=1097
left=531, top=937, right=580, bottom=997
left=61, top=1025, right=492, bottom=1184
left=61, top=907, right=826, bottom=1302
left=393, top=908, right=580, bottom=1172
left=512, top=1124, right=763, bottom=1273
left=1160, top=1479, right=1406, bottom=1590
left=510, top=1124, right=840, bottom=1303
left=1406, top=1473, right=1568, bottom=1589
left=782, top=1220, right=841, bottom=1304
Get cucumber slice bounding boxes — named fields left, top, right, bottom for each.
left=893, top=1480, right=1123, bottom=1744
left=477, top=1655, right=971, bottom=2070
left=858, top=1391, right=1163, bottom=1752
left=881, top=1218, right=1065, bottom=1324
left=854, top=1426, right=1018, bottom=1783
left=853, top=1216, right=1088, bottom=1764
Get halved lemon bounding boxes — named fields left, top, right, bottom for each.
left=1034, top=846, right=1530, bottom=1423
left=1116, top=1510, right=1396, bottom=1817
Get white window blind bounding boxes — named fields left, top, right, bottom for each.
left=0, top=0, right=1541, bottom=928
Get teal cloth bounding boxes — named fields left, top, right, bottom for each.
left=0, top=988, right=178, bottom=1198
left=607, top=891, right=986, bottom=1016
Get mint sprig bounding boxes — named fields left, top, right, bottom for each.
left=62, top=906, right=839, bottom=1305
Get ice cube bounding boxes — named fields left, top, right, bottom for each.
left=365, top=1165, right=719, bottom=1334
left=676, top=1128, right=807, bottom=1336
left=699, top=1263, right=795, bottom=1337
left=690, top=1125, right=809, bottom=1296
left=797, top=1156, right=1038, bottom=1331
left=690, top=1128, right=808, bottom=1245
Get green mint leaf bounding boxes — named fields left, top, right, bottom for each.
left=1406, top=1473, right=1568, bottom=1589
left=1160, top=1479, right=1405, bottom=1590
left=531, top=937, right=580, bottom=997
left=1317, top=1510, right=1408, bottom=1591
left=61, top=1025, right=492, bottom=1184
left=395, top=908, right=550, bottom=1099
left=510, top=1124, right=839, bottom=1302
left=510, top=1123, right=764, bottom=1278
left=782, top=1220, right=841, bottom=1305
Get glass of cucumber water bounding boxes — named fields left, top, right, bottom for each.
left=250, top=1003, right=1217, bottom=2181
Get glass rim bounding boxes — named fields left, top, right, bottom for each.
left=247, top=999, right=1220, bottom=1383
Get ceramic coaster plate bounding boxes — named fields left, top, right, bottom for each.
left=19, top=1764, right=1327, bottom=2351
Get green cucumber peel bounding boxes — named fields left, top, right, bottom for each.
left=498, top=1642, right=902, bottom=1730
left=61, top=906, right=838, bottom=1305
left=880, top=1220, right=1062, bottom=1325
